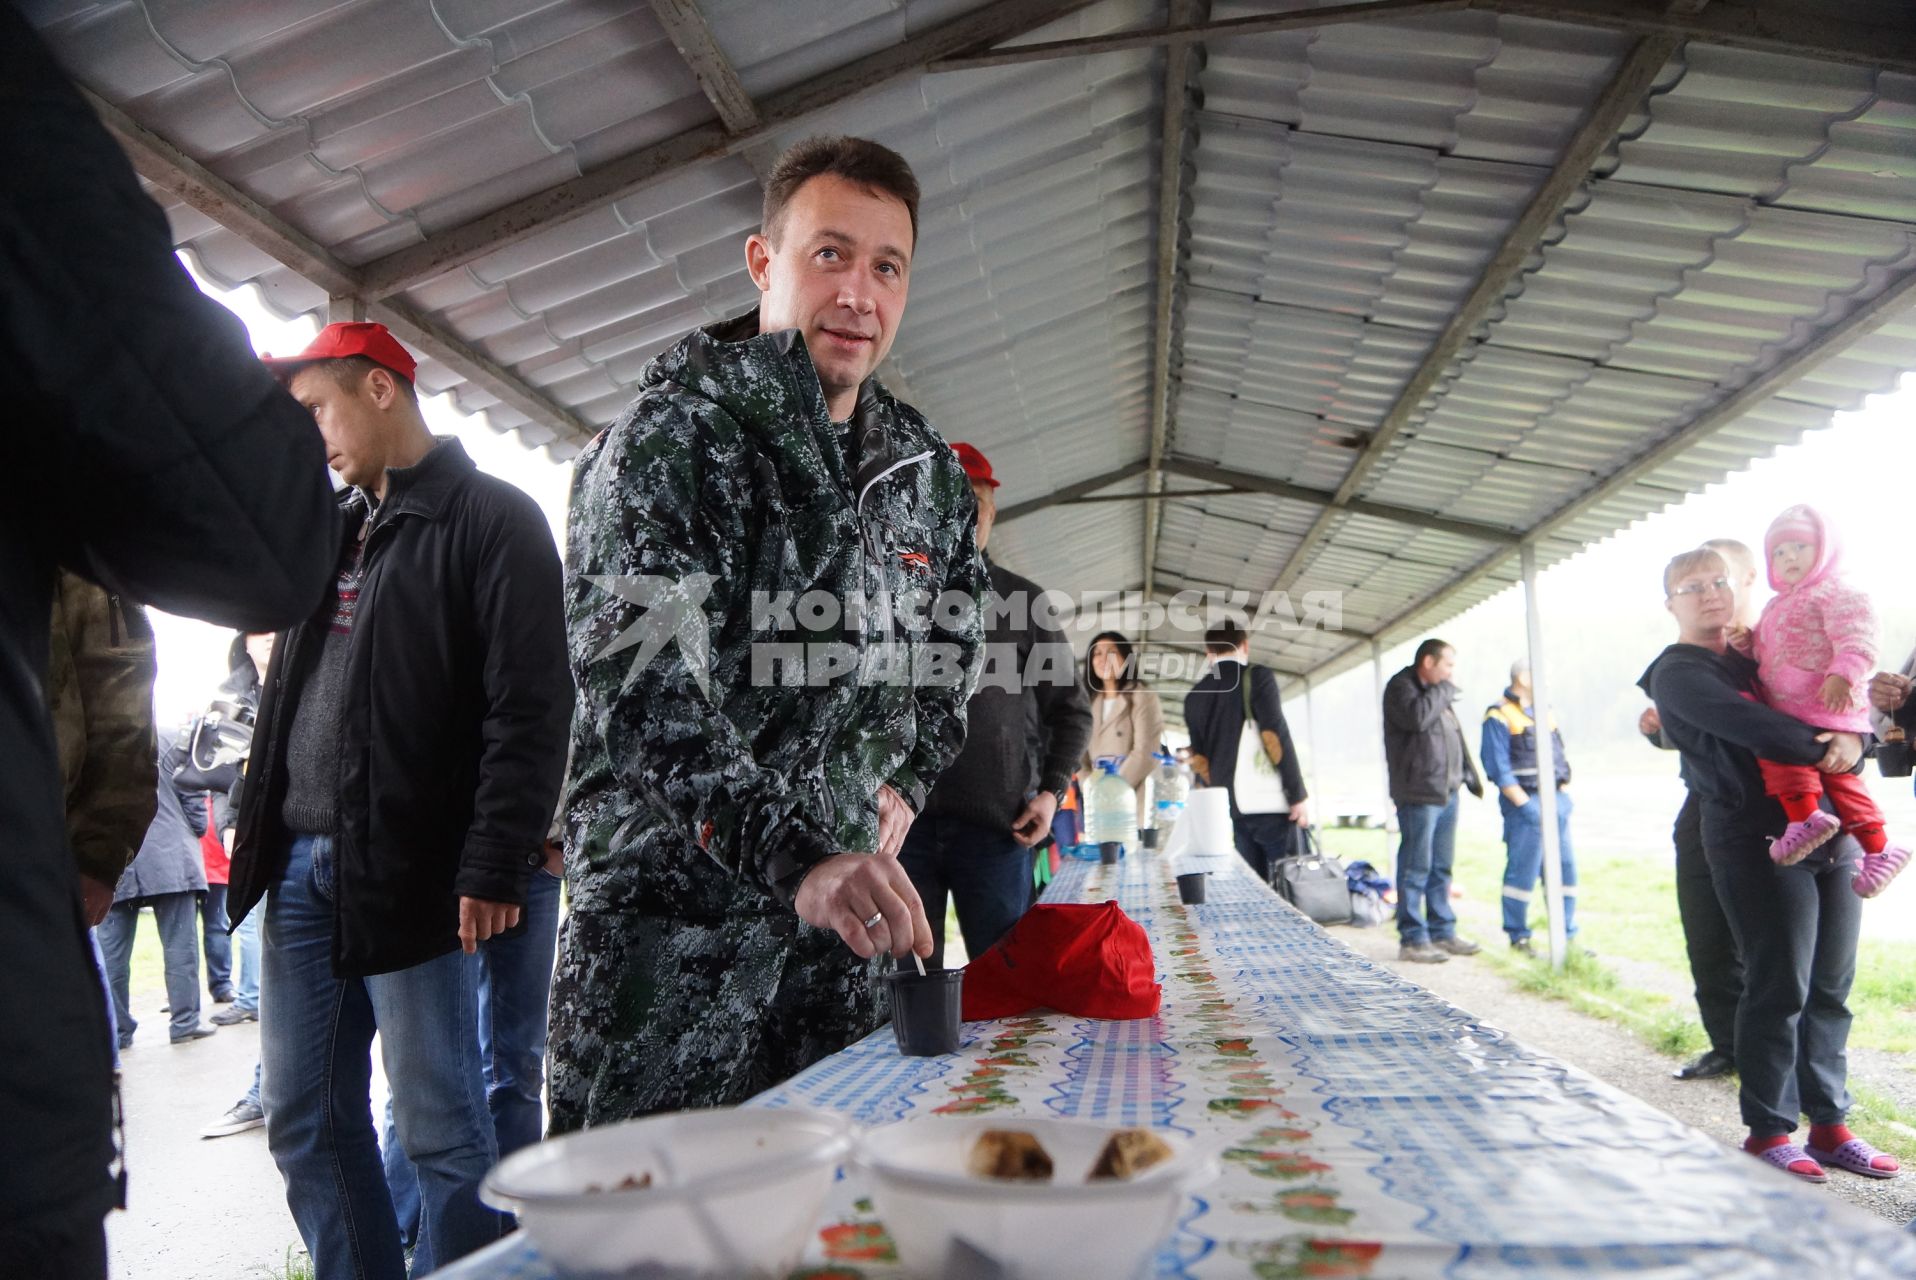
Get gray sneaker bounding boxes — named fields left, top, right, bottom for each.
left=201, top=1098, right=265, bottom=1139
left=1434, top=936, right=1481, bottom=957
left=1397, top=943, right=1450, bottom=964
left=210, top=1005, right=257, bottom=1026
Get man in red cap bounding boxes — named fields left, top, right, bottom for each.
left=899, top=442, right=1091, bottom=966
left=228, top=322, right=572, bottom=1279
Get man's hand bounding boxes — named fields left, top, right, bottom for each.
left=1813, top=731, right=1864, bottom=774
left=1502, top=784, right=1529, bottom=807
left=1869, top=671, right=1912, bottom=715
left=1287, top=798, right=1310, bottom=829
left=1820, top=673, right=1853, bottom=714
left=1188, top=753, right=1210, bottom=786
left=1638, top=706, right=1662, bottom=737
left=458, top=897, right=522, bottom=954
left=876, top=783, right=916, bottom=859
left=1010, top=792, right=1058, bottom=847
left=1726, top=624, right=1753, bottom=653
left=80, top=875, right=115, bottom=928
left=794, top=852, right=934, bottom=961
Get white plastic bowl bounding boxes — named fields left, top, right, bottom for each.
left=481, top=1106, right=851, bottom=1278
left=854, top=1116, right=1216, bottom=1278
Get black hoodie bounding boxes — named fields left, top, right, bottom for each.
left=1637, top=642, right=1836, bottom=844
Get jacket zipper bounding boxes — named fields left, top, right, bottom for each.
left=855, top=450, right=933, bottom=516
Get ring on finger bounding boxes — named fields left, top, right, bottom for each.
left=862, top=911, right=884, bottom=930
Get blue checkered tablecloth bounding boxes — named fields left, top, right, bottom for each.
left=442, top=847, right=1916, bottom=1279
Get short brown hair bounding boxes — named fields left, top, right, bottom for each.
left=1664, top=547, right=1725, bottom=595
left=762, top=136, right=920, bottom=250
left=320, top=355, right=418, bottom=407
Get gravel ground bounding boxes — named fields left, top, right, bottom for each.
left=1336, top=908, right=1916, bottom=1228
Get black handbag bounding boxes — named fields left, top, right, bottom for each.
left=1272, top=825, right=1353, bottom=926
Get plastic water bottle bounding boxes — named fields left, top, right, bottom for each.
left=1153, top=751, right=1187, bottom=830
left=1084, top=757, right=1139, bottom=855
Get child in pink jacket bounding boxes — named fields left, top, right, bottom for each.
left=1732, top=505, right=1908, bottom=897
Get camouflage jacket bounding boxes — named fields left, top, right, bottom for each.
left=564, top=309, right=987, bottom=918
left=48, top=571, right=159, bottom=887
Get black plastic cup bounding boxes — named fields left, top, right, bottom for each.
left=1099, top=841, right=1122, bottom=865
left=1140, top=827, right=1160, bottom=849
left=1177, top=871, right=1208, bottom=904
left=885, top=968, right=964, bottom=1056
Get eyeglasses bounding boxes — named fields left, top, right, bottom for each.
left=1668, top=578, right=1732, bottom=599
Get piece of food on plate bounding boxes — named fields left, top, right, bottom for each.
left=967, top=1129, right=1054, bottom=1181
left=582, top=1172, right=654, bottom=1193
left=1088, top=1129, right=1174, bottom=1181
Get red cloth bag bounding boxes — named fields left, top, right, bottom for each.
left=961, top=901, right=1161, bottom=1021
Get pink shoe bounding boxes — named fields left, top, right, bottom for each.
left=1769, top=810, right=1839, bottom=866
left=1852, top=844, right=1910, bottom=899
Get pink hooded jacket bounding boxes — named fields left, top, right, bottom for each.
left=1746, top=504, right=1876, bottom=734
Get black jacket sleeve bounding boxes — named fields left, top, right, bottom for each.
left=3, top=12, right=338, bottom=632
left=453, top=490, right=574, bottom=905
left=1251, top=666, right=1307, bottom=804
left=1653, top=653, right=1829, bottom=767
left=1383, top=672, right=1453, bottom=734
left=1031, top=625, right=1091, bottom=799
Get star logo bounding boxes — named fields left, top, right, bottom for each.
left=585, top=574, right=717, bottom=702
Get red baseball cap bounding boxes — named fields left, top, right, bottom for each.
left=952, top=441, right=999, bottom=488
left=261, top=321, right=418, bottom=384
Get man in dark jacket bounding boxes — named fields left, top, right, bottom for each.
left=227, top=322, right=571, bottom=1280
left=96, top=739, right=217, bottom=1046
left=1, top=14, right=338, bottom=1275
left=1382, top=639, right=1485, bottom=963
left=1184, top=621, right=1310, bottom=881
left=550, top=136, right=986, bottom=1129
left=899, top=443, right=1090, bottom=967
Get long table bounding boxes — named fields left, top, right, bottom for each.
left=444, top=845, right=1916, bottom=1278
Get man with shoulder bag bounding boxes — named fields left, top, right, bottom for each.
left=1183, top=622, right=1311, bottom=883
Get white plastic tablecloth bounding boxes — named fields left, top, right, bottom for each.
left=443, top=845, right=1916, bottom=1279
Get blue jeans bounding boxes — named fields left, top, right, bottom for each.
left=89, top=929, right=119, bottom=1071
left=384, top=867, right=563, bottom=1250
left=1395, top=792, right=1461, bottom=946
left=202, top=881, right=234, bottom=997
left=899, top=814, right=1033, bottom=969
left=1500, top=789, right=1578, bottom=942
left=98, top=891, right=204, bottom=1042
left=262, top=834, right=502, bottom=1280
left=234, top=906, right=261, bottom=1014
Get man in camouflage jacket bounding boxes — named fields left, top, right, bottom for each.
left=549, top=137, right=987, bottom=1129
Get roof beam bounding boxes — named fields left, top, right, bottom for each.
left=648, top=0, right=761, bottom=133
left=997, top=461, right=1152, bottom=524
left=1263, top=31, right=1681, bottom=594
left=1163, top=459, right=1524, bottom=544
left=927, top=0, right=1916, bottom=75
left=1141, top=0, right=1208, bottom=608
left=1293, top=263, right=1916, bottom=685
left=356, top=0, right=1104, bottom=300
left=83, top=89, right=594, bottom=450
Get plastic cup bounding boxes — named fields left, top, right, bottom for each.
left=1140, top=827, right=1160, bottom=849
left=1176, top=871, right=1208, bottom=904
left=1099, top=841, right=1122, bottom=865
left=885, top=968, right=964, bottom=1056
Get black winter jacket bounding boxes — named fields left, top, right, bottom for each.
left=229, top=440, right=572, bottom=977
left=1185, top=660, right=1308, bottom=817
left=1638, top=642, right=1835, bottom=845
left=1382, top=666, right=1484, bottom=806
left=1, top=9, right=337, bottom=1244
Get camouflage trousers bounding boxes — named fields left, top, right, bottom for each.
left=546, top=907, right=887, bottom=1133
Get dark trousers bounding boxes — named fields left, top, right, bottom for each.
left=3, top=1212, right=107, bottom=1280
left=1706, top=829, right=1861, bottom=1137
left=899, top=813, right=1033, bottom=969
left=201, top=881, right=233, bottom=997
left=97, top=892, right=203, bottom=1043
left=1673, top=793, right=1742, bottom=1057
left=1231, top=811, right=1293, bottom=883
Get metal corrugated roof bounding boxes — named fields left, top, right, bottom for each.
left=26, top=0, right=1916, bottom=712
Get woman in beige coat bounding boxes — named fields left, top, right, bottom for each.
left=1080, top=630, right=1165, bottom=827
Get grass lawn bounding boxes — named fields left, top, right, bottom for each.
left=1319, top=824, right=1916, bottom=1160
